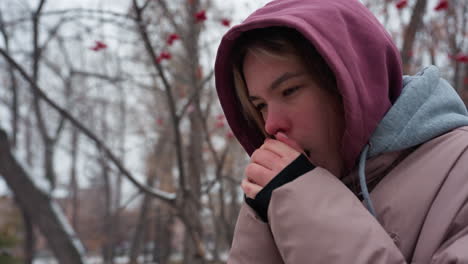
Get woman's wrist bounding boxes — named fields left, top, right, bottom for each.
left=245, top=154, right=315, bottom=222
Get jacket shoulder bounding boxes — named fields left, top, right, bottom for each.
left=428, top=126, right=468, bottom=153
left=410, top=126, right=468, bottom=263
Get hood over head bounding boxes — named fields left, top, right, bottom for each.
left=214, top=0, right=403, bottom=172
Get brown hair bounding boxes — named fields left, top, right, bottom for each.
left=231, top=27, right=339, bottom=137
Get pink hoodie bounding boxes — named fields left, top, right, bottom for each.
left=215, top=0, right=402, bottom=172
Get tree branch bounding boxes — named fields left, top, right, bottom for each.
left=4, top=8, right=136, bottom=27
left=158, top=0, right=184, bottom=35
left=178, top=69, right=214, bottom=118
left=0, top=47, right=177, bottom=204
left=132, top=0, right=187, bottom=195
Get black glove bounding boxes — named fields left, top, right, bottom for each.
left=245, top=154, right=315, bottom=222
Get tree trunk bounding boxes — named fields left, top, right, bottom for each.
left=100, top=103, right=114, bottom=264
left=0, top=129, right=86, bottom=264
left=101, top=157, right=114, bottom=264
left=153, top=205, right=173, bottom=264
left=111, top=83, right=126, bottom=264
left=69, top=127, right=80, bottom=230
left=129, top=190, right=152, bottom=264
left=153, top=125, right=176, bottom=264
left=17, top=201, right=35, bottom=264
left=182, top=0, right=205, bottom=263
left=25, top=115, right=33, bottom=167
left=43, top=142, right=57, bottom=190
left=0, top=22, right=19, bottom=149
left=401, top=0, right=427, bottom=74
left=445, top=2, right=466, bottom=93
left=129, top=123, right=171, bottom=264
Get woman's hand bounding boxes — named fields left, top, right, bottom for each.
left=242, top=132, right=303, bottom=199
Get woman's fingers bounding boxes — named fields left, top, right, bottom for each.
left=275, top=132, right=304, bottom=154
left=251, top=148, right=284, bottom=171
left=261, top=136, right=301, bottom=161
left=242, top=134, right=304, bottom=199
left=245, top=162, right=275, bottom=187
left=241, top=178, right=263, bottom=199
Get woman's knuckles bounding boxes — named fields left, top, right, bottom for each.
left=245, top=144, right=299, bottom=188
left=241, top=179, right=250, bottom=193
left=244, top=163, right=260, bottom=183
left=241, top=178, right=261, bottom=199
left=245, top=163, right=269, bottom=186
left=252, top=148, right=277, bottom=163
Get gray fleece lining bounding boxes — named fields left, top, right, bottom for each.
left=358, top=66, right=468, bottom=216
left=368, top=66, right=468, bottom=157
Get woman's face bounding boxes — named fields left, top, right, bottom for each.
left=243, top=50, right=345, bottom=176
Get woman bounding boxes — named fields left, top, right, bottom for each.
left=214, top=0, right=468, bottom=263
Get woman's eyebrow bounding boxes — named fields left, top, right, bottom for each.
left=249, top=72, right=304, bottom=101
left=270, top=72, right=304, bottom=91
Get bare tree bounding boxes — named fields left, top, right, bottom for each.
left=0, top=129, right=86, bottom=264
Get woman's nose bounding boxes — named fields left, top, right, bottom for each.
left=264, top=107, right=290, bottom=136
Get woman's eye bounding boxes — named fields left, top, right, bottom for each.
left=255, top=103, right=266, bottom=111
left=282, top=86, right=300, bottom=97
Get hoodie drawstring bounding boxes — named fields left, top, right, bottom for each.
left=359, top=144, right=377, bottom=217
